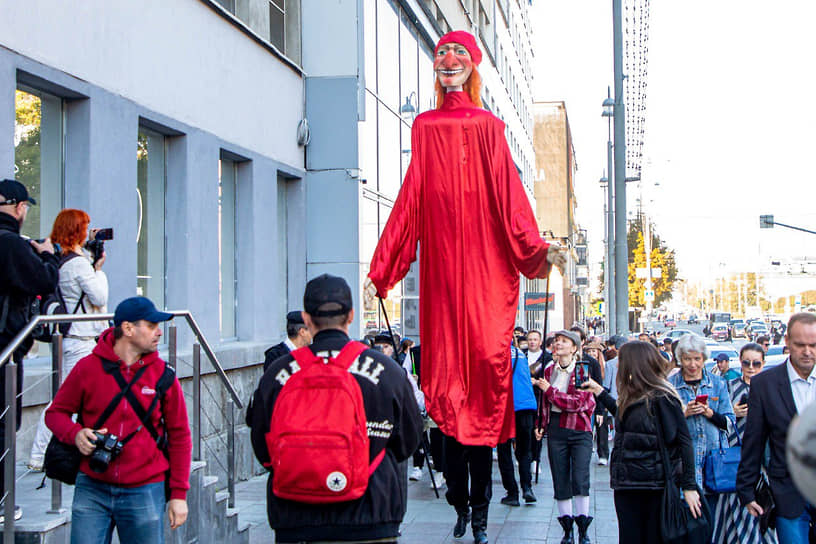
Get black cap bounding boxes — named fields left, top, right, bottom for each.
left=0, top=179, right=36, bottom=205
left=113, top=296, right=173, bottom=326
left=304, top=274, right=353, bottom=317
left=286, top=311, right=305, bottom=325
left=373, top=332, right=393, bottom=345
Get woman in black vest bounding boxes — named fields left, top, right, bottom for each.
left=581, top=341, right=702, bottom=543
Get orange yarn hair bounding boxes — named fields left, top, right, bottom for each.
left=435, top=67, right=483, bottom=109
left=50, top=208, right=90, bottom=255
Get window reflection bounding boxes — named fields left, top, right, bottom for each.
left=14, top=87, right=64, bottom=240
left=136, top=128, right=166, bottom=310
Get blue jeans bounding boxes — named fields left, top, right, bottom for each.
left=71, top=473, right=166, bottom=544
left=775, top=504, right=814, bottom=544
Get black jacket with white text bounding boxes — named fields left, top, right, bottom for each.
left=246, top=328, right=423, bottom=543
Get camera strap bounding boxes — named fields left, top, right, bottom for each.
left=110, top=363, right=175, bottom=448
left=93, top=363, right=150, bottom=430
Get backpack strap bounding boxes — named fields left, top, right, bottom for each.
left=290, top=341, right=369, bottom=370
left=328, top=341, right=369, bottom=370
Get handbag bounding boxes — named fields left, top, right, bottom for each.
left=754, top=469, right=776, bottom=534
left=654, top=405, right=713, bottom=544
left=703, top=428, right=741, bottom=493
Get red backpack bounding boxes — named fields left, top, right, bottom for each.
left=264, top=341, right=385, bottom=503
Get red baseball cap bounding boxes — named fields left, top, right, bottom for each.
left=435, top=30, right=482, bottom=65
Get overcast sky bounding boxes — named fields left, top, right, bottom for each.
left=530, top=1, right=816, bottom=296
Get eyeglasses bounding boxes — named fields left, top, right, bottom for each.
left=741, top=360, right=763, bottom=368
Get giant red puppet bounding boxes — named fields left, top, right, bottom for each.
left=366, top=31, right=565, bottom=449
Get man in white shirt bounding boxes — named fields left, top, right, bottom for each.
left=738, top=312, right=816, bottom=544
left=526, top=329, right=550, bottom=376
left=262, top=311, right=312, bottom=372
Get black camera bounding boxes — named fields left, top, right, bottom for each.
left=89, top=431, right=124, bottom=473
left=85, top=228, right=113, bottom=266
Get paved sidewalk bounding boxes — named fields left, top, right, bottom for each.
left=238, top=449, right=619, bottom=544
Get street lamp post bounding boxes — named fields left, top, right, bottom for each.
left=602, top=90, right=616, bottom=336
left=612, top=0, right=629, bottom=336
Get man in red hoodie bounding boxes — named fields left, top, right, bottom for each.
left=46, top=297, right=192, bottom=543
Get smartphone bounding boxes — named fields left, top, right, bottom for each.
left=739, top=393, right=749, bottom=406
left=574, top=361, right=590, bottom=388
left=695, top=394, right=708, bottom=405
left=94, top=228, right=114, bottom=241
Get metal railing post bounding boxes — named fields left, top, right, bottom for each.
left=192, top=343, right=201, bottom=461
left=168, top=324, right=177, bottom=370
left=226, top=398, right=235, bottom=508
left=48, top=333, right=65, bottom=514
left=4, top=361, right=17, bottom=540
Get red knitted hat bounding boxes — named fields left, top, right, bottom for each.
left=435, top=30, right=482, bottom=65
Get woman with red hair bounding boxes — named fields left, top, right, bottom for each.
left=28, top=208, right=109, bottom=471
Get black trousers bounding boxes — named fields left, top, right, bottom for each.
left=613, top=489, right=662, bottom=543
left=429, top=428, right=445, bottom=472
left=546, top=412, right=592, bottom=500
left=596, top=413, right=610, bottom=460
left=444, top=435, right=492, bottom=511
left=497, top=409, right=535, bottom=497
left=0, top=342, right=25, bottom=502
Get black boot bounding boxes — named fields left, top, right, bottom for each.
left=471, top=506, right=489, bottom=544
left=574, top=515, right=593, bottom=544
left=453, top=507, right=471, bottom=539
left=522, top=486, right=537, bottom=504
left=557, top=515, right=574, bottom=544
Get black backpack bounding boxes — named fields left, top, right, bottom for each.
left=31, top=253, right=87, bottom=343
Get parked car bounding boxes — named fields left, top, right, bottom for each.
left=687, top=315, right=699, bottom=325
left=662, top=328, right=698, bottom=341
left=731, top=323, right=747, bottom=338
left=748, top=323, right=769, bottom=340
left=664, top=318, right=677, bottom=328
left=710, top=324, right=730, bottom=342
left=766, top=345, right=785, bottom=356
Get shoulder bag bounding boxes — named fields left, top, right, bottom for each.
left=703, top=426, right=741, bottom=493
left=654, top=403, right=712, bottom=544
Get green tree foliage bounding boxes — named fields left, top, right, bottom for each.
left=626, top=219, right=678, bottom=308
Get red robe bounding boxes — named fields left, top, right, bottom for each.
left=368, top=91, right=550, bottom=446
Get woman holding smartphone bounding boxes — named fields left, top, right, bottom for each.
left=533, top=329, right=596, bottom=544
left=668, top=334, right=734, bottom=516
left=712, top=343, right=778, bottom=543
left=581, top=341, right=702, bottom=543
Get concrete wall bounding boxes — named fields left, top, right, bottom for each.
left=0, top=0, right=304, bottom=167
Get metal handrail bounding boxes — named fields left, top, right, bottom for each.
left=0, top=310, right=245, bottom=537
left=0, top=311, right=243, bottom=408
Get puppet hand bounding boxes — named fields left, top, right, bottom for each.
left=546, top=241, right=567, bottom=271
left=363, top=277, right=378, bottom=311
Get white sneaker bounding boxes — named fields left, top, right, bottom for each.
left=430, top=472, right=446, bottom=489
left=409, top=467, right=423, bottom=481
left=598, top=458, right=608, bottom=466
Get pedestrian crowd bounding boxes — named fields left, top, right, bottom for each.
left=2, top=175, right=816, bottom=544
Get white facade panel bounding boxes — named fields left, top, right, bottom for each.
left=0, top=0, right=304, bottom=167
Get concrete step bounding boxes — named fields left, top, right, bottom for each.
left=4, top=460, right=249, bottom=544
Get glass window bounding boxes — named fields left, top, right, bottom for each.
left=376, top=0, right=399, bottom=111
left=276, top=175, right=289, bottom=320
left=377, top=104, right=400, bottom=200
left=14, top=87, right=64, bottom=240
left=364, top=0, right=377, bottom=93
left=219, top=159, right=237, bottom=339
left=399, top=12, right=418, bottom=117
left=360, top=92, right=378, bottom=189
left=269, top=0, right=285, bottom=51
left=136, top=127, right=166, bottom=309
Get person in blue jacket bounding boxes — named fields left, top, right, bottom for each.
left=669, top=333, right=735, bottom=515
left=497, top=340, right=538, bottom=507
